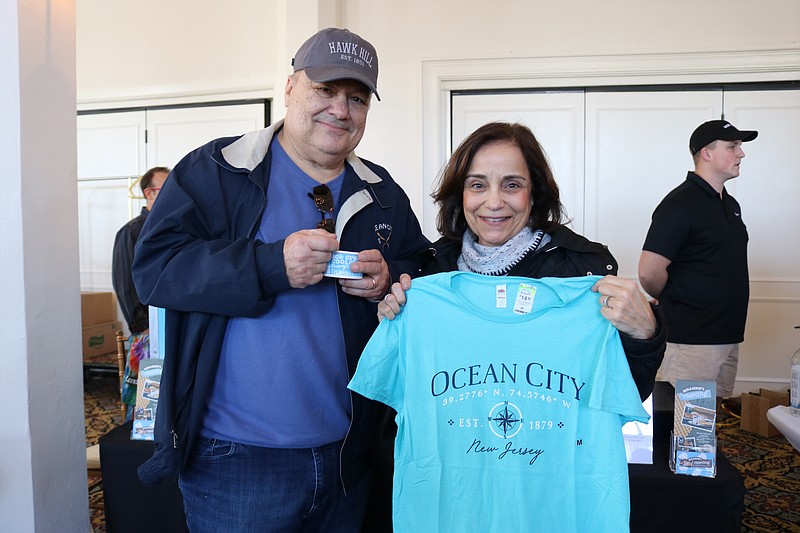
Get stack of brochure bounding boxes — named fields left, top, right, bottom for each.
left=669, top=380, right=717, bottom=478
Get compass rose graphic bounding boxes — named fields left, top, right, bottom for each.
left=488, top=401, right=523, bottom=439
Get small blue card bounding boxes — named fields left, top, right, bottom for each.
left=324, top=251, right=363, bottom=279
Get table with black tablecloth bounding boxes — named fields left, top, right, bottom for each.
left=629, top=381, right=745, bottom=533
left=99, top=383, right=744, bottom=532
left=99, top=421, right=188, bottom=533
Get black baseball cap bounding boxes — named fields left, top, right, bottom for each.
left=292, top=28, right=380, bottom=100
left=689, top=120, right=758, bottom=155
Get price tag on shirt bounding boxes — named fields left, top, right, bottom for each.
left=513, top=283, right=536, bottom=315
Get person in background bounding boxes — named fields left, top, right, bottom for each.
left=132, top=28, right=428, bottom=532
left=111, top=165, right=169, bottom=420
left=639, top=119, right=757, bottom=404
left=113, top=166, right=170, bottom=335
left=380, top=121, right=666, bottom=399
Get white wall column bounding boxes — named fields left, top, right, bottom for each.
left=0, top=0, right=88, bottom=530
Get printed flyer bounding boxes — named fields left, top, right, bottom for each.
left=131, top=358, right=163, bottom=441
left=670, top=379, right=717, bottom=478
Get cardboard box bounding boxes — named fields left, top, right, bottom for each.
left=741, top=389, right=790, bottom=437
left=81, top=291, right=117, bottom=328
left=82, top=321, right=120, bottom=360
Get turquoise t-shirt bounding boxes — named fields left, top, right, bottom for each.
left=349, top=272, right=649, bottom=533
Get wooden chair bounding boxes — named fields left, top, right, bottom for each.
left=114, top=330, right=127, bottom=423
left=87, top=331, right=127, bottom=489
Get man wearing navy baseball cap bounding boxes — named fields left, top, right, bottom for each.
left=640, top=118, right=758, bottom=406
left=132, top=27, right=428, bottom=532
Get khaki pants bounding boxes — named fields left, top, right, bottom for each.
left=656, top=343, right=739, bottom=397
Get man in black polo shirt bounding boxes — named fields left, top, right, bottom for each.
left=639, top=119, right=758, bottom=402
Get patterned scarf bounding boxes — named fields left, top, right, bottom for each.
left=457, top=227, right=546, bottom=276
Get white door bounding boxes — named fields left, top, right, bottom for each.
left=724, top=90, right=800, bottom=284
left=584, top=90, right=722, bottom=276
left=77, top=110, right=147, bottom=180
left=450, top=92, right=585, bottom=234
left=723, top=90, right=800, bottom=384
left=77, top=101, right=268, bottom=292
left=145, top=103, right=267, bottom=169
left=77, top=111, right=147, bottom=289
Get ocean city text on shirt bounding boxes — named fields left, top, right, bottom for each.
left=430, top=361, right=586, bottom=401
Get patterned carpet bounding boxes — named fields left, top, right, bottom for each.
left=85, top=371, right=121, bottom=533
left=716, top=398, right=800, bottom=533
left=84, top=374, right=800, bottom=532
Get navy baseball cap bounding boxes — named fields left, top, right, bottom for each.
left=292, top=28, right=380, bottom=101
left=689, top=120, right=758, bottom=155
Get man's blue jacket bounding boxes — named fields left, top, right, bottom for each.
left=132, top=120, right=429, bottom=487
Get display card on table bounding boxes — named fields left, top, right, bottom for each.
left=670, top=379, right=717, bottom=478
left=131, top=358, right=163, bottom=441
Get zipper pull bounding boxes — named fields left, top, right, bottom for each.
left=172, top=430, right=179, bottom=449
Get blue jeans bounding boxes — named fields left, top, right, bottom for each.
left=179, top=437, right=370, bottom=532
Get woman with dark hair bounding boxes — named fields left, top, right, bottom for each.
left=379, top=121, right=665, bottom=398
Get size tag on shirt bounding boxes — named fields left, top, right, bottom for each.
left=496, top=284, right=507, bottom=308
left=513, top=283, right=536, bottom=314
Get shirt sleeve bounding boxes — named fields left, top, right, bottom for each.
left=112, top=222, right=144, bottom=329
left=348, top=318, right=406, bottom=412
left=642, top=198, right=691, bottom=261
left=587, top=323, right=651, bottom=424
left=132, top=156, right=290, bottom=318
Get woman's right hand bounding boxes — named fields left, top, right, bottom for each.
left=377, top=273, right=412, bottom=321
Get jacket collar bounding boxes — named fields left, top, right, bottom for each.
left=219, top=118, right=382, bottom=185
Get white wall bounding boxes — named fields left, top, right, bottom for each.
left=2, top=0, right=89, bottom=530
left=77, top=0, right=279, bottom=103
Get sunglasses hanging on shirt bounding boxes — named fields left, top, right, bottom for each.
left=308, top=184, right=335, bottom=233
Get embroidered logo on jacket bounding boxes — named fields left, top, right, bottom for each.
left=375, top=223, right=393, bottom=251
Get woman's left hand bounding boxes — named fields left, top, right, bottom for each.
left=592, top=275, right=657, bottom=340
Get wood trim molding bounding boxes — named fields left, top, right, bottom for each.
left=77, top=85, right=275, bottom=112
left=426, top=48, right=800, bottom=90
